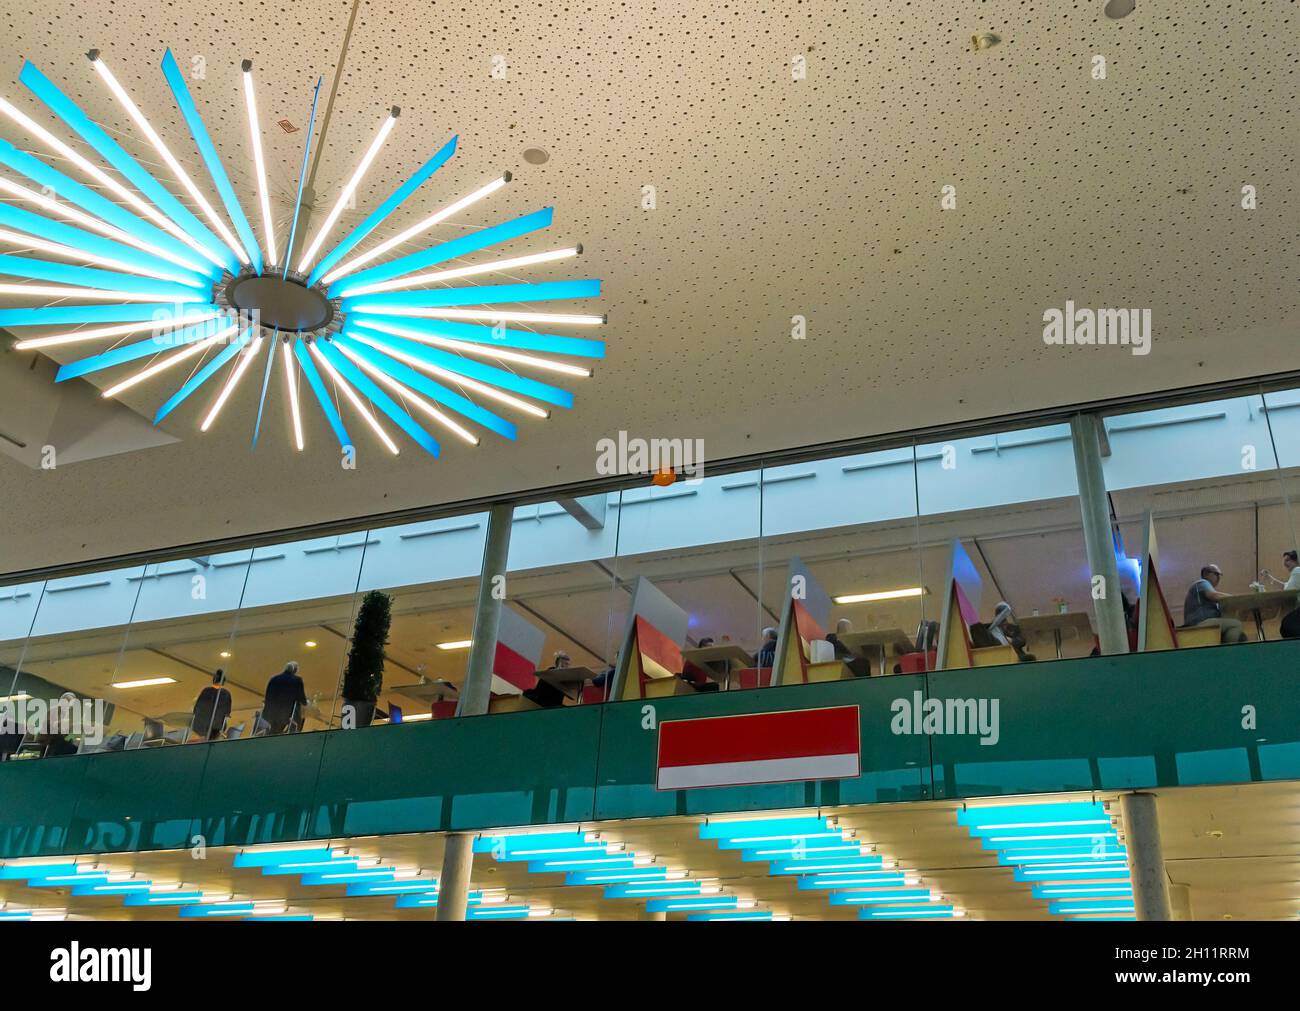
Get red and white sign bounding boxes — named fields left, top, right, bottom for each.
left=655, top=705, right=860, bottom=790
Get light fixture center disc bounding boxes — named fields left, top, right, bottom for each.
left=226, top=274, right=333, bottom=333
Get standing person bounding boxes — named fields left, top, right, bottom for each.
left=262, top=661, right=308, bottom=734
left=191, top=668, right=233, bottom=741
left=1182, top=565, right=1247, bottom=644
left=755, top=627, right=778, bottom=668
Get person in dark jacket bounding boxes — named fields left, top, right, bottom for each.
left=262, top=662, right=307, bottom=734
left=191, top=668, right=233, bottom=741
left=755, top=627, right=778, bottom=668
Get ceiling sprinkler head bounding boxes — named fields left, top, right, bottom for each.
left=971, top=32, right=1000, bottom=51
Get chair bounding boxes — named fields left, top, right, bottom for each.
left=225, top=722, right=246, bottom=740
left=734, top=667, right=772, bottom=690
left=124, top=732, right=145, bottom=750
left=431, top=700, right=458, bottom=719
left=580, top=684, right=606, bottom=705
left=897, top=651, right=936, bottom=675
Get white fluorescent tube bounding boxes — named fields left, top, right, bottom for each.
left=320, top=174, right=509, bottom=286
left=241, top=63, right=277, bottom=266
left=295, top=108, right=399, bottom=274
left=89, top=53, right=249, bottom=265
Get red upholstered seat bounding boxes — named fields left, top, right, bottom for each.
left=431, top=700, right=458, bottom=719
left=734, top=667, right=772, bottom=689
left=581, top=684, right=606, bottom=704
left=897, top=651, right=936, bottom=674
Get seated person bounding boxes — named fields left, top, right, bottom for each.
left=191, top=668, right=233, bottom=741
left=1262, top=550, right=1300, bottom=591
left=987, top=602, right=1036, bottom=662
left=826, top=618, right=871, bottom=677
left=262, top=661, right=308, bottom=733
left=685, top=636, right=729, bottom=683
left=755, top=627, right=778, bottom=668
left=523, top=651, right=571, bottom=708
left=1182, top=565, right=1247, bottom=643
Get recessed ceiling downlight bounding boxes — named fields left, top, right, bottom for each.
left=522, top=147, right=550, bottom=165
left=1104, top=0, right=1135, bottom=19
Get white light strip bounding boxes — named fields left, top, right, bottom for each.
left=110, top=676, right=177, bottom=689
left=281, top=341, right=304, bottom=451
left=0, top=225, right=201, bottom=289
left=357, top=319, right=591, bottom=377
left=0, top=283, right=202, bottom=302
left=296, top=109, right=398, bottom=274
left=0, top=176, right=209, bottom=279
left=101, top=325, right=237, bottom=399
left=334, top=341, right=479, bottom=445
left=344, top=246, right=581, bottom=296
left=308, top=342, right=400, bottom=455
left=90, top=54, right=249, bottom=266
left=11, top=312, right=218, bottom=352
left=321, top=174, right=510, bottom=286
left=833, top=587, right=927, bottom=604
left=348, top=331, right=550, bottom=419
left=356, top=306, right=604, bottom=327
left=0, top=93, right=227, bottom=272
left=240, top=64, right=277, bottom=266
left=201, top=335, right=263, bottom=431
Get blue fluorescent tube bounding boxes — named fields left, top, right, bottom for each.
left=341, top=278, right=601, bottom=315
left=699, top=817, right=836, bottom=840
left=1032, top=883, right=1133, bottom=900
left=178, top=903, right=256, bottom=918
left=645, top=896, right=741, bottom=913
left=155, top=328, right=254, bottom=423
left=331, top=333, right=515, bottom=440
left=859, top=905, right=955, bottom=920
left=767, top=856, right=884, bottom=874
left=797, top=873, right=908, bottom=890
left=345, top=323, right=573, bottom=409
left=308, top=135, right=457, bottom=287
left=827, top=888, right=935, bottom=906
left=0, top=136, right=215, bottom=281
left=0, top=253, right=208, bottom=301
left=232, top=847, right=335, bottom=868
left=0, top=302, right=220, bottom=329
left=1048, top=898, right=1136, bottom=915
left=0, top=201, right=214, bottom=289
left=294, top=338, right=351, bottom=448
left=687, top=912, right=776, bottom=921
left=161, top=49, right=263, bottom=273
left=313, top=339, right=441, bottom=457
left=342, top=314, right=603, bottom=360
left=123, top=891, right=205, bottom=906
left=0, top=863, right=80, bottom=880
left=603, top=882, right=709, bottom=900
left=21, top=60, right=237, bottom=272
left=957, top=802, right=1109, bottom=827
left=55, top=314, right=234, bottom=381
left=329, top=206, right=554, bottom=297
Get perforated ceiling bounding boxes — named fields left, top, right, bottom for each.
left=0, top=0, right=1297, bottom=573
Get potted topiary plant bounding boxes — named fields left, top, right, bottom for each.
left=341, top=589, right=391, bottom=728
